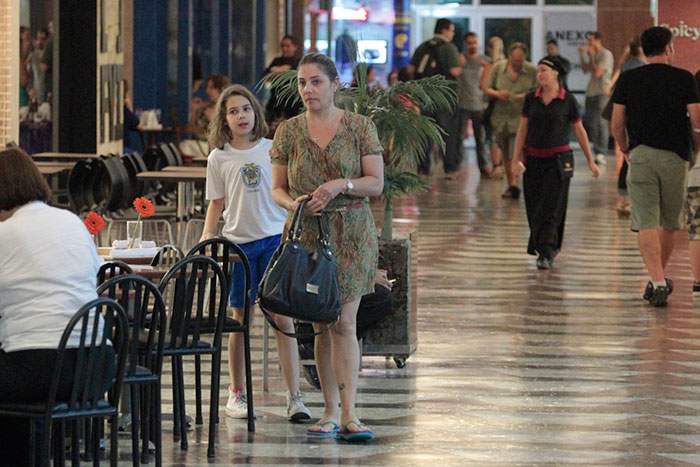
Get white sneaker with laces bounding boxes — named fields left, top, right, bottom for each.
left=595, top=153, right=607, bottom=165
left=286, top=390, right=311, bottom=421
left=226, top=387, right=254, bottom=419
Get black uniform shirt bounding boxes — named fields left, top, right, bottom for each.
left=522, top=86, right=580, bottom=153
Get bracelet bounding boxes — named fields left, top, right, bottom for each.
left=693, top=128, right=700, bottom=133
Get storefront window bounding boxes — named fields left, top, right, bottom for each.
left=484, top=18, right=532, bottom=57
left=545, top=0, right=593, bottom=4
left=480, top=0, right=536, bottom=4
left=421, top=17, right=471, bottom=53
left=414, top=0, right=472, bottom=4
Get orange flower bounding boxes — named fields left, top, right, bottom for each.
left=84, top=212, right=106, bottom=235
left=133, top=197, right=155, bottom=218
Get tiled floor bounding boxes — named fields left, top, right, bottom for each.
left=136, top=151, right=700, bottom=465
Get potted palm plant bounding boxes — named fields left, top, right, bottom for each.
left=260, top=64, right=456, bottom=365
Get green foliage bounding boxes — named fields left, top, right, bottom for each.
left=258, top=65, right=455, bottom=238
left=258, top=67, right=456, bottom=173
left=383, top=166, right=430, bottom=206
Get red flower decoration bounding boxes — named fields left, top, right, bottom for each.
left=133, top=197, right=155, bottom=218
left=84, top=212, right=106, bottom=235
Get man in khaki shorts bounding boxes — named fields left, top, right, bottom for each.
left=612, top=26, right=700, bottom=307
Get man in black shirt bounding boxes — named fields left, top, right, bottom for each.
left=612, top=26, right=700, bottom=307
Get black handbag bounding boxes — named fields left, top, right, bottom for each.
left=258, top=199, right=341, bottom=337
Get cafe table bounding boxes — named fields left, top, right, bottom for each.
left=136, top=169, right=207, bottom=248
left=32, top=152, right=99, bottom=161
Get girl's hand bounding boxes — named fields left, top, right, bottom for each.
left=589, top=160, right=600, bottom=178
left=199, top=231, right=215, bottom=243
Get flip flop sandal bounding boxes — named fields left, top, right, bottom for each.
left=336, top=421, right=373, bottom=441
left=306, top=421, right=339, bottom=438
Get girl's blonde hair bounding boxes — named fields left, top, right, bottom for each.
left=208, top=85, right=269, bottom=150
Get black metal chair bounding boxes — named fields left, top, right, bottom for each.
left=97, top=260, right=134, bottom=285
left=186, top=237, right=254, bottom=432
left=157, top=255, right=228, bottom=458
left=150, top=244, right=184, bottom=268
left=98, top=275, right=167, bottom=467
left=0, top=298, right=128, bottom=466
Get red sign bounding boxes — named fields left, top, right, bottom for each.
left=658, top=0, right=700, bottom=72
left=332, top=7, right=369, bottom=22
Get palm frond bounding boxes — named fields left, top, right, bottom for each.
left=257, top=70, right=303, bottom=110
left=383, top=166, right=429, bottom=204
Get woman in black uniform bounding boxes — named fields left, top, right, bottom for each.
left=511, top=56, right=600, bottom=269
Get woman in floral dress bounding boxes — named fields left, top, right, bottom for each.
left=270, top=53, right=384, bottom=441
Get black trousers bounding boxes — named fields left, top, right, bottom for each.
left=419, top=109, right=461, bottom=174
left=0, top=348, right=115, bottom=466
left=459, top=109, right=488, bottom=171
left=523, top=157, right=571, bottom=259
left=618, top=159, right=629, bottom=192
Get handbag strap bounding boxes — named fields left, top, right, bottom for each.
left=259, top=300, right=335, bottom=338
left=289, top=198, right=332, bottom=246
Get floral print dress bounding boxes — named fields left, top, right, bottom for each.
left=270, top=111, right=383, bottom=304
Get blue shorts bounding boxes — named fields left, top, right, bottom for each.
left=229, top=234, right=282, bottom=308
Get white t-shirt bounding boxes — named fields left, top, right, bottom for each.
left=688, top=157, right=700, bottom=188
left=0, top=202, right=101, bottom=352
left=206, top=139, right=288, bottom=244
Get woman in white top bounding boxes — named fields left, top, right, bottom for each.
left=0, top=148, right=112, bottom=465
left=200, top=85, right=311, bottom=421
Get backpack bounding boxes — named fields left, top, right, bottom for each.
left=412, top=39, right=447, bottom=79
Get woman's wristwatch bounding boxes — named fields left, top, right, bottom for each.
left=344, top=178, right=354, bottom=194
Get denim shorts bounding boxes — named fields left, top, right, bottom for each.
left=229, top=234, right=282, bottom=308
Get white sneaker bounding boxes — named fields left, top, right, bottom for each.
left=286, top=391, right=311, bottom=421
left=225, top=387, right=255, bottom=419
left=595, top=153, right=607, bottom=165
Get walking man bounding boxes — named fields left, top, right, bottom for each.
left=457, top=32, right=490, bottom=176
left=611, top=26, right=700, bottom=307
left=579, top=31, right=614, bottom=166
left=485, top=42, right=537, bottom=199
left=410, top=18, right=462, bottom=179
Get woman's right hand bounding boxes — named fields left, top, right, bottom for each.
left=289, top=195, right=310, bottom=213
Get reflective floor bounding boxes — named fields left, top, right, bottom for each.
left=143, top=151, right=700, bottom=466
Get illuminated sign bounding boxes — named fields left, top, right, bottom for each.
left=332, top=7, right=369, bottom=22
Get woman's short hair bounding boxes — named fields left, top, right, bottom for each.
left=206, top=74, right=231, bottom=93
left=208, top=85, right=268, bottom=150
left=298, top=53, right=339, bottom=82
left=0, top=147, right=51, bottom=211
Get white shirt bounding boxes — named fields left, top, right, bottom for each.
left=206, top=139, right=288, bottom=244
left=0, top=202, right=101, bottom=352
left=688, top=157, right=700, bottom=188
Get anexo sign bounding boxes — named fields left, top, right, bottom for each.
left=658, top=0, right=700, bottom=72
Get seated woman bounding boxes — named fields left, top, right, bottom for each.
left=0, top=148, right=114, bottom=465
left=179, top=74, right=231, bottom=157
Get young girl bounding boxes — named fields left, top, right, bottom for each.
left=201, top=85, right=311, bottom=421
